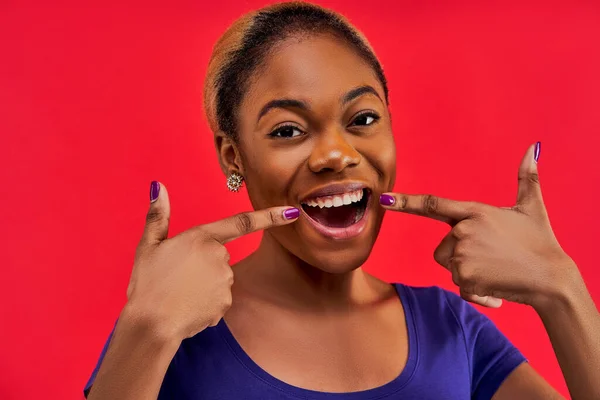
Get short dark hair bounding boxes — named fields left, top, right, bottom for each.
left=204, top=1, right=389, bottom=140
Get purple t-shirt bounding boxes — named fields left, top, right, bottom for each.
left=84, top=284, right=526, bottom=399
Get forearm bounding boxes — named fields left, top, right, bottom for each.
left=87, top=305, right=181, bottom=400
left=535, top=272, right=600, bottom=400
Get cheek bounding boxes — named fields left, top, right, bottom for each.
left=242, top=143, right=309, bottom=208
left=360, top=132, right=396, bottom=184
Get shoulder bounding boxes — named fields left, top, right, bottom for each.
left=395, top=283, right=526, bottom=397
left=393, top=283, right=495, bottom=341
left=394, top=283, right=476, bottom=319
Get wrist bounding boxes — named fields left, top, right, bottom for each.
left=531, top=258, right=586, bottom=316
left=119, top=301, right=184, bottom=347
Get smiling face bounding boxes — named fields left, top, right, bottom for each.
left=220, top=33, right=396, bottom=273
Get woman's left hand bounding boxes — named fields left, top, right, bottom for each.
left=379, top=142, right=584, bottom=310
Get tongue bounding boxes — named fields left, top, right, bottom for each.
left=303, top=204, right=358, bottom=228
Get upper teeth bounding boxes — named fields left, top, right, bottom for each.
left=303, top=189, right=364, bottom=208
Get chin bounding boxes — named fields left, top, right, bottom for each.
left=283, top=191, right=385, bottom=273
left=301, top=245, right=374, bottom=274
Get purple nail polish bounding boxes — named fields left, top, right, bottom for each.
left=379, top=194, right=395, bottom=206
left=283, top=207, right=300, bottom=220
left=534, top=141, right=541, bottom=163
left=150, top=181, right=160, bottom=203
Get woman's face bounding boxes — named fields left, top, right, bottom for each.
left=231, top=33, right=396, bottom=273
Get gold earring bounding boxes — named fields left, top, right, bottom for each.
left=226, top=172, right=244, bottom=192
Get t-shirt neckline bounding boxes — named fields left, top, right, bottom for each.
left=216, top=283, right=419, bottom=399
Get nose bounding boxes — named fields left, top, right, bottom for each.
left=308, top=130, right=361, bottom=173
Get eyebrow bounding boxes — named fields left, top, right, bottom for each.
left=341, top=85, right=382, bottom=105
left=257, top=99, right=310, bottom=121
left=256, top=85, right=383, bottom=123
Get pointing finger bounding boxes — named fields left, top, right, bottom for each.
left=201, top=206, right=299, bottom=244
left=379, top=193, right=479, bottom=225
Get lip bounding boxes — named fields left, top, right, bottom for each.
left=299, top=186, right=372, bottom=240
left=299, top=181, right=369, bottom=203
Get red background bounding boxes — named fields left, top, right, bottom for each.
left=1, top=1, right=599, bottom=399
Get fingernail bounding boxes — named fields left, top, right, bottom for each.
left=150, top=181, right=160, bottom=203
left=283, top=207, right=300, bottom=220
left=534, top=141, right=541, bottom=163
left=379, top=194, right=395, bottom=206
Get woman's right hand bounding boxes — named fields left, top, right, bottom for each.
left=124, top=181, right=299, bottom=342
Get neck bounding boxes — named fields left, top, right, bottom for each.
left=234, top=231, right=385, bottom=309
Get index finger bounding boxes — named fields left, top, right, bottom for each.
left=379, top=193, right=478, bottom=225
left=202, top=206, right=299, bottom=244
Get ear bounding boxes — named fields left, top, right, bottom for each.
left=214, top=131, right=244, bottom=176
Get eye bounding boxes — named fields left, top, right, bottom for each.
left=350, top=112, right=380, bottom=127
left=268, top=124, right=305, bottom=138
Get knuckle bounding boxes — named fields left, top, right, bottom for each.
left=448, top=257, right=463, bottom=282
left=192, top=227, right=216, bottom=245
left=224, top=268, right=234, bottom=285
left=463, top=201, right=484, bottom=219
left=519, top=172, right=540, bottom=185
left=193, top=226, right=207, bottom=237
left=433, top=247, right=444, bottom=265
left=452, top=223, right=469, bottom=239
left=145, top=209, right=164, bottom=225
left=191, top=229, right=209, bottom=245
left=222, top=291, right=233, bottom=310
left=474, top=207, right=490, bottom=221
left=268, top=210, right=280, bottom=226
left=468, top=202, right=483, bottom=214
left=209, top=244, right=230, bottom=264
left=234, top=213, right=255, bottom=235
left=214, top=244, right=228, bottom=259
left=449, top=255, right=462, bottom=269
left=397, top=195, right=408, bottom=209
left=529, top=173, right=540, bottom=185
left=453, top=240, right=470, bottom=257
left=422, top=195, right=439, bottom=215
left=401, top=195, right=408, bottom=209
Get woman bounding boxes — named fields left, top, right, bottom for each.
left=84, top=2, right=600, bottom=399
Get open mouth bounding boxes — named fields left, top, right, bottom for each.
left=301, top=188, right=370, bottom=228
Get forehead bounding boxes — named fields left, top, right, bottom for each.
left=242, top=34, right=384, bottom=112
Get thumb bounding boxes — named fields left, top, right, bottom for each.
left=516, top=141, right=544, bottom=210
left=140, top=181, right=171, bottom=249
